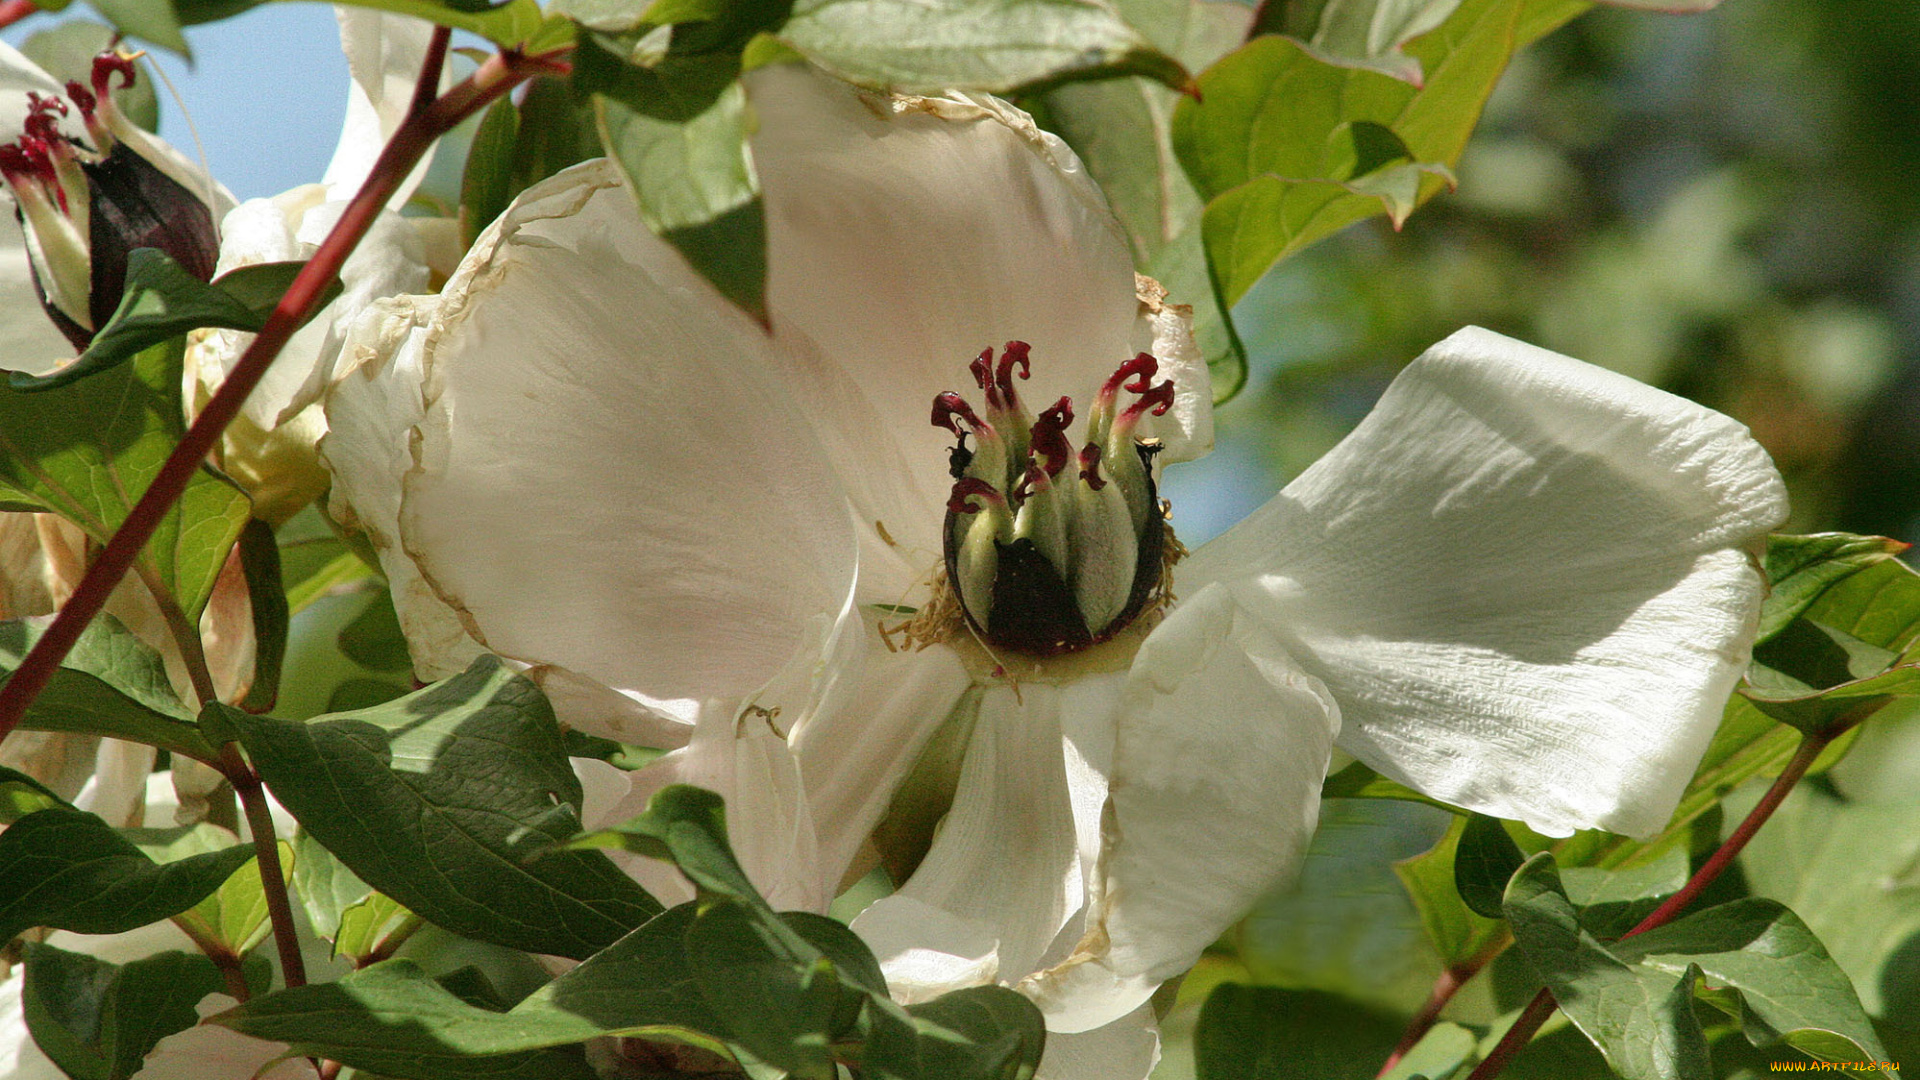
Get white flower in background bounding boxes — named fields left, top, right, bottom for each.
left=0, top=10, right=445, bottom=525
left=321, top=64, right=1788, bottom=1077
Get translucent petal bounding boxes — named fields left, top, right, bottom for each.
left=1185, top=327, right=1789, bottom=837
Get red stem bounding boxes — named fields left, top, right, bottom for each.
left=0, top=0, right=36, bottom=31
left=1378, top=933, right=1511, bottom=1076
left=1463, top=720, right=1856, bottom=1080
left=0, top=46, right=567, bottom=751
left=223, top=744, right=308, bottom=987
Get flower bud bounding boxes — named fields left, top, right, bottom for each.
left=2, top=52, right=218, bottom=352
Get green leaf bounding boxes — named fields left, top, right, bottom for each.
left=333, top=891, right=418, bottom=964
left=168, top=0, right=559, bottom=47
left=235, top=516, right=286, bottom=712
left=567, top=783, right=763, bottom=908
left=0, top=806, right=255, bottom=942
left=13, top=252, right=340, bottom=391
left=1036, top=0, right=1252, bottom=400
left=1455, top=814, right=1527, bottom=919
left=1559, top=847, right=1688, bottom=940
left=1380, top=1021, right=1477, bottom=1080
left=0, top=766, right=65, bottom=824
left=777, top=0, right=1190, bottom=95
left=1394, top=814, right=1506, bottom=967
left=1743, top=622, right=1920, bottom=734
left=20, top=945, right=235, bottom=1080
left=1502, top=854, right=1713, bottom=1080
left=461, top=97, right=523, bottom=251
left=1174, top=0, right=1519, bottom=305
left=226, top=656, right=661, bottom=959
left=1615, top=900, right=1895, bottom=1075
left=0, top=616, right=216, bottom=762
left=1279, top=0, right=1466, bottom=82
left=292, top=829, right=376, bottom=942
left=0, top=338, right=252, bottom=619
left=514, top=904, right=728, bottom=1050
left=588, top=63, right=767, bottom=319
left=1192, top=984, right=1405, bottom=1080
left=1757, top=533, right=1910, bottom=645
left=1321, top=761, right=1461, bottom=811
left=210, top=958, right=603, bottom=1080
left=862, top=985, right=1047, bottom=1080
left=172, top=839, right=289, bottom=957
left=685, top=899, right=845, bottom=1078
left=85, top=0, right=191, bottom=54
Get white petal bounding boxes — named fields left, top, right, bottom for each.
left=319, top=294, right=483, bottom=682
left=1024, top=585, right=1336, bottom=1033
left=324, top=8, right=440, bottom=204
left=1185, top=326, right=1789, bottom=837
left=72, top=738, right=157, bottom=828
left=788, top=628, right=972, bottom=897
left=0, top=236, right=77, bottom=377
left=368, top=161, right=856, bottom=710
left=1036, top=1002, right=1161, bottom=1080
left=749, top=66, right=1210, bottom=593
left=852, top=684, right=1081, bottom=998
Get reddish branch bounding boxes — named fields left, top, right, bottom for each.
left=0, top=38, right=569, bottom=749
left=1462, top=711, right=1872, bottom=1080
left=0, top=0, right=37, bottom=31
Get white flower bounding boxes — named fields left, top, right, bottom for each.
left=320, top=64, right=1787, bottom=1077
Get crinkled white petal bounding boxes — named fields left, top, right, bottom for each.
left=1184, top=326, right=1790, bottom=838
left=853, top=683, right=1082, bottom=1001
left=1035, top=1001, right=1161, bottom=1080
left=320, top=293, right=483, bottom=682
left=374, top=160, right=856, bottom=711
left=131, top=994, right=309, bottom=1080
left=748, top=64, right=1210, bottom=596
left=1024, top=585, right=1336, bottom=1033
left=788, top=626, right=972, bottom=898
left=324, top=7, right=440, bottom=204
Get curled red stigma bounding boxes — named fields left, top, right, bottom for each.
left=1121, top=379, right=1175, bottom=423
left=90, top=52, right=137, bottom=100
left=948, top=477, right=1003, bottom=515
left=932, top=391, right=986, bottom=439
left=1029, top=396, right=1074, bottom=477
left=63, top=80, right=97, bottom=120
left=1101, top=353, right=1159, bottom=400
left=1078, top=443, right=1106, bottom=490
left=995, top=341, right=1031, bottom=403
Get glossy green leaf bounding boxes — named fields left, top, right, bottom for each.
left=1455, top=813, right=1527, bottom=919
left=13, top=252, right=340, bottom=391
left=1321, top=761, right=1461, bottom=811
left=1380, top=1021, right=1477, bottom=1080
left=777, top=0, right=1189, bottom=94
left=1280, top=0, right=1465, bottom=82
left=0, top=616, right=215, bottom=761
left=235, top=516, right=286, bottom=712
left=514, top=904, right=727, bottom=1050
left=1037, top=0, right=1252, bottom=400
left=568, top=783, right=762, bottom=908
left=1757, top=533, right=1910, bottom=644
left=462, top=98, right=523, bottom=250
left=227, top=656, right=661, bottom=959
left=292, top=829, right=376, bottom=942
left=1193, top=984, right=1405, bottom=1080
left=1559, top=846, right=1688, bottom=940
left=686, top=899, right=845, bottom=1078
left=1394, top=814, right=1505, bottom=967
left=20, top=945, right=236, bottom=1080
left=0, top=806, right=254, bottom=942
left=1615, top=899, right=1895, bottom=1075
left=0, top=338, right=251, bottom=619
left=210, top=959, right=602, bottom=1080
left=862, top=985, right=1047, bottom=1080
left=1502, top=854, right=1713, bottom=1080
left=1174, top=0, right=1520, bottom=305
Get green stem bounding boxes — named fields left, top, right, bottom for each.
left=0, top=41, right=568, bottom=753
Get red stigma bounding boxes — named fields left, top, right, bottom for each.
left=90, top=53, right=137, bottom=101
left=1121, top=379, right=1176, bottom=423
left=1029, top=396, right=1074, bottom=477
left=932, top=391, right=986, bottom=438
left=1100, top=353, right=1159, bottom=403
left=63, top=80, right=97, bottom=120
left=1078, top=443, right=1106, bottom=490
left=995, top=341, right=1031, bottom=402
left=948, top=477, right=1002, bottom=515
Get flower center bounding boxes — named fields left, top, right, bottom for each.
left=932, top=342, right=1178, bottom=657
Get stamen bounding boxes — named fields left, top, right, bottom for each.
left=1029, top=396, right=1073, bottom=478
left=948, top=477, right=1005, bottom=515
